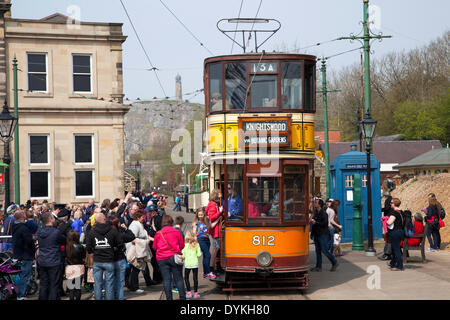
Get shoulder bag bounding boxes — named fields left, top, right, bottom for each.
left=160, top=230, right=184, bottom=265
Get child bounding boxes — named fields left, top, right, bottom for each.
left=71, top=209, right=84, bottom=235
left=192, top=207, right=216, bottom=279
left=182, top=230, right=202, bottom=298
left=333, top=231, right=342, bottom=257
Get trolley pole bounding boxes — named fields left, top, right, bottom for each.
left=13, top=55, right=20, bottom=205
left=339, top=0, right=391, bottom=256
left=318, top=59, right=340, bottom=199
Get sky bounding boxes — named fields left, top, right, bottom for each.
left=12, top=0, right=450, bottom=104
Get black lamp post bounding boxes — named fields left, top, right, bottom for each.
left=0, top=100, right=18, bottom=208
left=135, top=160, right=141, bottom=191
left=360, top=112, right=377, bottom=256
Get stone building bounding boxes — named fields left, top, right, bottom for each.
left=0, top=2, right=129, bottom=205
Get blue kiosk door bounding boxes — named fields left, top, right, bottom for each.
left=342, top=173, right=355, bottom=242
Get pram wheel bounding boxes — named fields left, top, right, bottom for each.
left=27, top=280, right=38, bottom=296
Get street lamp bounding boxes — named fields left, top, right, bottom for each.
left=135, top=160, right=141, bottom=191
left=0, top=100, right=18, bottom=207
left=360, top=112, right=377, bottom=256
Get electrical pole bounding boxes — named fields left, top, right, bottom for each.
left=339, top=0, right=391, bottom=256
left=13, top=55, right=20, bottom=205
left=317, top=58, right=340, bottom=199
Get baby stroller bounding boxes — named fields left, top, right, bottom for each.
left=0, top=252, right=38, bottom=300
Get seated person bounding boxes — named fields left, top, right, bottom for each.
left=247, top=191, right=272, bottom=217
left=400, top=212, right=424, bottom=247
left=211, top=92, right=223, bottom=111
left=227, top=185, right=243, bottom=220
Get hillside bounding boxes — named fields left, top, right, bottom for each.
left=391, top=173, right=450, bottom=250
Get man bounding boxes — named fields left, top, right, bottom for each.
left=86, top=212, right=124, bottom=300
left=173, top=193, right=181, bottom=212
left=12, top=210, right=36, bottom=300
left=36, top=212, right=67, bottom=300
left=146, top=204, right=163, bottom=283
left=83, top=199, right=97, bottom=223
left=1, top=204, right=18, bottom=252
left=54, top=208, right=73, bottom=297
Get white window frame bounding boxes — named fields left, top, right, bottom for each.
left=72, top=54, right=92, bottom=94
left=362, top=174, right=368, bottom=187
left=29, top=170, right=50, bottom=200
left=345, top=175, right=354, bottom=188
left=27, top=52, right=48, bottom=93
left=29, top=134, right=50, bottom=166
left=74, top=169, right=95, bottom=198
left=74, top=134, right=94, bottom=165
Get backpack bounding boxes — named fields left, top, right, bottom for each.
left=402, top=211, right=414, bottom=238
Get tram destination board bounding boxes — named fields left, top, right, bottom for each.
left=239, top=117, right=291, bottom=148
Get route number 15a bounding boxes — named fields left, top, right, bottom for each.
left=252, top=235, right=275, bottom=246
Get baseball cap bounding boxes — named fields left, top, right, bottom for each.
left=6, top=204, right=18, bottom=215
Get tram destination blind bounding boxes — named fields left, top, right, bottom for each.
left=239, top=117, right=291, bottom=148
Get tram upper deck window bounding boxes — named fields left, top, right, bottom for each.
left=209, top=63, right=223, bottom=112
left=281, top=62, right=302, bottom=109
left=304, top=63, right=315, bottom=110
left=225, top=63, right=246, bottom=110
left=247, top=177, right=280, bottom=219
left=250, top=62, right=277, bottom=108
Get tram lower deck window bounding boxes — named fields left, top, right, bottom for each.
left=247, top=177, right=280, bottom=218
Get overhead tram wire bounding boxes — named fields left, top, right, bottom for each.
left=230, top=0, right=244, bottom=54
left=159, top=0, right=214, bottom=56
left=317, top=46, right=363, bottom=62
left=119, top=0, right=167, bottom=98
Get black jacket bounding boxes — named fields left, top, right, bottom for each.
left=12, top=222, right=36, bottom=261
left=66, top=243, right=86, bottom=265
left=36, top=225, right=67, bottom=267
left=114, top=228, right=135, bottom=262
left=146, top=214, right=162, bottom=238
left=86, top=223, right=124, bottom=263
left=311, top=208, right=330, bottom=237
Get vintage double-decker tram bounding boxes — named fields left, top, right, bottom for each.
left=203, top=21, right=317, bottom=291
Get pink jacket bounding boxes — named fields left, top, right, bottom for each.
left=205, top=201, right=222, bottom=238
left=152, top=226, right=185, bottom=262
left=381, top=216, right=390, bottom=233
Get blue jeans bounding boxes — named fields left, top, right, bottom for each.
left=198, top=237, right=211, bottom=275
left=388, top=229, right=404, bottom=269
left=93, top=262, right=115, bottom=300
left=313, top=234, right=337, bottom=269
left=113, top=259, right=126, bottom=300
left=17, top=260, right=33, bottom=299
left=426, top=224, right=441, bottom=250
left=173, top=203, right=181, bottom=211
left=157, top=257, right=186, bottom=300
left=327, top=227, right=335, bottom=256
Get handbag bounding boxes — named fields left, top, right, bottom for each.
left=160, top=230, right=184, bottom=265
left=439, top=216, right=445, bottom=228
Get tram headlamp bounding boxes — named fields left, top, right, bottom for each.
left=256, top=251, right=273, bottom=267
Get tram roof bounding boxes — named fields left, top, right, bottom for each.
left=204, top=52, right=317, bottom=64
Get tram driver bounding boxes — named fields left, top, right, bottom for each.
left=211, top=92, right=231, bottom=111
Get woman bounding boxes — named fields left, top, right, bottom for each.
left=65, top=230, right=86, bottom=300
left=227, top=185, right=243, bottom=220
left=326, top=200, right=342, bottom=256
left=386, top=198, right=405, bottom=271
left=425, top=194, right=444, bottom=251
left=401, top=212, right=424, bottom=247
left=152, top=215, right=186, bottom=300
left=192, top=208, right=216, bottom=280
left=247, top=191, right=271, bottom=217
left=205, top=189, right=223, bottom=274
left=109, top=216, right=135, bottom=300
left=310, top=199, right=338, bottom=272
left=101, top=198, right=111, bottom=216
left=126, top=209, right=153, bottom=293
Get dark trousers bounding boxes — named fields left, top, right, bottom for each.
left=128, top=264, right=152, bottom=291
left=38, top=265, right=62, bottom=300
left=388, top=229, right=404, bottom=269
left=158, top=257, right=185, bottom=300
left=184, top=268, right=198, bottom=292
left=313, top=234, right=337, bottom=269
left=149, top=244, right=162, bottom=282
left=426, top=224, right=441, bottom=249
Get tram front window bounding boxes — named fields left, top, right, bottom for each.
left=209, top=63, right=223, bottom=112
left=250, top=75, right=277, bottom=108
left=282, top=62, right=302, bottom=109
left=283, top=166, right=307, bottom=222
left=226, top=63, right=246, bottom=110
left=247, top=177, right=280, bottom=219
left=304, top=63, right=315, bottom=110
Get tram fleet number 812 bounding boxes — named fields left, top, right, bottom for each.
left=252, top=235, right=275, bottom=246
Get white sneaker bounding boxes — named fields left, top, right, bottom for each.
left=427, top=248, right=435, bottom=252
left=135, top=289, right=144, bottom=294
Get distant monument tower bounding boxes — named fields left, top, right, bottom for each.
left=175, top=74, right=182, bottom=102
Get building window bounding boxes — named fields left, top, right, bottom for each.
left=75, top=170, right=94, bottom=197
left=73, top=55, right=92, bottom=92
left=345, top=175, right=354, bottom=188
left=30, top=171, right=49, bottom=198
left=29, top=135, right=49, bottom=165
left=74, top=135, right=93, bottom=164
left=362, top=174, right=367, bottom=187
left=27, top=53, right=47, bottom=92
